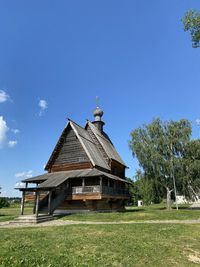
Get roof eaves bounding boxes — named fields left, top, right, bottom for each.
left=44, top=121, right=70, bottom=171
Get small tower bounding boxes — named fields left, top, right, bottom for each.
left=92, top=98, right=105, bottom=132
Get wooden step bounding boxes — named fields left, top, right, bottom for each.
left=10, top=214, right=54, bottom=224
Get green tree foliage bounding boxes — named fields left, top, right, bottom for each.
left=0, top=186, right=10, bottom=208
left=0, top=198, right=10, bottom=209
left=182, top=9, right=200, bottom=48
left=130, top=171, right=155, bottom=206
left=182, top=140, right=200, bottom=200
left=129, top=118, right=191, bottom=210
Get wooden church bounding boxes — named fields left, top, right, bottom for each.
left=17, top=105, right=130, bottom=221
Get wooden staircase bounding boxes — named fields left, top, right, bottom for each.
left=39, top=187, right=68, bottom=215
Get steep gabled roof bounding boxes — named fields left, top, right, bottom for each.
left=69, top=120, right=110, bottom=170
left=86, top=121, right=126, bottom=166
left=45, top=120, right=110, bottom=171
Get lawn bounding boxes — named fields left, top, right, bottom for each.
left=0, top=204, right=32, bottom=222
left=60, top=204, right=200, bottom=222
left=1, top=223, right=200, bottom=266
left=1, top=203, right=200, bottom=223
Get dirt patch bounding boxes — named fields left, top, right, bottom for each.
left=185, top=248, right=200, bottom=264
left=188, top=254, right=200, bottom=264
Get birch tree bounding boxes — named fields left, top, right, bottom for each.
left=129, top=118, right=191, bottom=210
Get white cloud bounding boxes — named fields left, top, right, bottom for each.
left=11, top=129, right=20, bottom=134
left=15, top=170, right=33, bottom=179
left=39, top=99, right=47, bottom=110
left=0, top=116, right=8, bottom=148
left=8, top=140, right=18, bottom=148
left=39, top=99, right=48, bottom=116
left=0, top=118, right=19, bottom=148
left=0, top=90, right=10, bottom=103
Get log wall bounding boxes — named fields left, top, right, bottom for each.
left=52, top=127, right=90, bottom=166
left=110, top=160, right=125, bottom=178
left=57, top=199, right=125, bottom=211
left=50, top=162, right=92, bottom=172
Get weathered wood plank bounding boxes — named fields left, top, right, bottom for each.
left=53, top=128, right=90, bottom=166
left=50, top=162, right=92, bottom=172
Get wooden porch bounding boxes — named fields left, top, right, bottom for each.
left=18, top=176, right=130, bottom=218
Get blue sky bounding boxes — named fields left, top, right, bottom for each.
left=1, top=0, right=200, bottom=197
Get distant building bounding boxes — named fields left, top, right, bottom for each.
left=17, top=105, right=130, bottom=221
left=176, top=195, right=188, bottom=205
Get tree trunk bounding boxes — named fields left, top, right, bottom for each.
left=166, top=187, right=172, bottom=210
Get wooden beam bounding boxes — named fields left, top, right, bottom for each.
left=51, top=162, right=92, bottom=172
left=35, top=191, right=40, bottom=217
left=33, top=192, right=37, bottom=214
left=100, top=176, right=102, bottom=193
left=48, top=191, right=52, bottom=215
left=82, top=177, right=85, bottom=188
left=20, top=191, right=25, bottom=215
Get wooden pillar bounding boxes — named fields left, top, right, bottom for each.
left=100, top=176, right=102, bottom=193
left=33, top=183, right=39, bottom=214
left=107, top=179, right=110, bottom=187
left=35, top=191, right=40, bottom=217
left=33, top=191, right=37, bottom=214
left=48, top=190, right=52, bottom=215
left=82, top=177, right=85, bottom=188
left=20, top=191, right=25, bottom=215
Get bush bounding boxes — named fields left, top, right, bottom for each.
left=0, top=198, right=10, bottom=208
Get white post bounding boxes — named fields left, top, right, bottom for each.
left=170, top=143, right=178, bottom=210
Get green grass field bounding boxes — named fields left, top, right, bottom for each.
left=0, top=204, right=32, bottom=222
left=1, top=203, right=200, bottom=222
left=1, top=204, right=200, bottom=266
left=61, top=209, right=200, bottom=222
left=60, top=204, right=200, bottom=222
left=1, top=224, right=200, bottom=267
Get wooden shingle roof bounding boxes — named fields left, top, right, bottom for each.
left=70, top=121, right=110, bottom=170
left=86, top=121, right=126, bottom=166
left=22, top=168, right=131, bottom=189
left=45, top=118, right=126, bottom=172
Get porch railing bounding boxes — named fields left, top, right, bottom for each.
left=102, top=186, right=129, bottom=196
left=70, top=185, right=129, bottom=196
left=72, top=185, right=101, bottom=194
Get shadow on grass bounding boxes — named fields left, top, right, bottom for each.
left=54, top=214, right=69, bottom=219
left=119, top=209, right=145, bottom=213
left=54, top=209, right=147, bottom=219
left=172, top=206, right=191, bottom=210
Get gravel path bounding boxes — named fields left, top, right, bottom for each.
left=1, top=218, right=200, bottom=228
